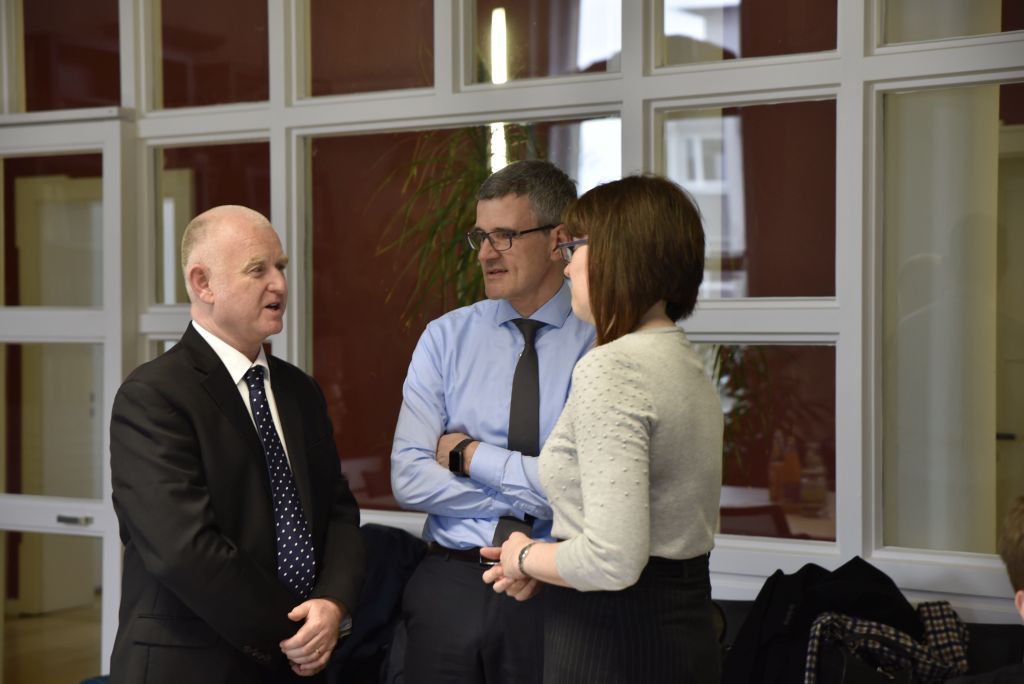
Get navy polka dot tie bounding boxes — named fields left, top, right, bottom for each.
left=243, top=365, right=316, bottom=599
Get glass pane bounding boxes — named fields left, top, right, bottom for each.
left=308, top=0, right=434, bottom=96
left=160, top=0, right=268, bottom=108
left=697, top=343, right=836, bottom=541
left=309, top=118, right=621, bottom=509
left=0, top=344, right=104, bottom=499
left=660, top=100, right=835, bottom=298
left=470, top=0, right=622, bottom=84
left=1, top=531, right=102, bottom=682
left=882, top=0, right=1022, bottom=45
left=883, top=81, right=1024, bottom=553
left=152, top=339, right=179, bottom=357
left=2, top=154, right=103, bottom=307
left=22, top=0, right=120, bottom=112
left=657, top=0, right=836, bottom=67
left=154, top=142, right=270, bottom=304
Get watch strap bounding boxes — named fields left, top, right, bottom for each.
left=449, top=437, right=474, bottom=476
left=339, top=614, right=353, bottom=639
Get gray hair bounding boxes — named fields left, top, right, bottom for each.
left=477, top=160, right=577, bottom=226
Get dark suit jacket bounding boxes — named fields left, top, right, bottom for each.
left=109, top=324, right=366, bottom=683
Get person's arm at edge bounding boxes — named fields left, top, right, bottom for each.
left=553, top=351, right=652, bottom=591
left=462, top=441, right=551, bottom=521
left=391, top=324, right=518, bottom=518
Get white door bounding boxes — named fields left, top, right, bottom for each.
left=0, top=119, right=128, bottom=682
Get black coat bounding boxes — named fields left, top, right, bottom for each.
left=723, top=556, right=922, bottom=684
left=110, top=324, right=365, bottom=683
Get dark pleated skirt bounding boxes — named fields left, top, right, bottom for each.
left=543, top=553, right=721, bottom=684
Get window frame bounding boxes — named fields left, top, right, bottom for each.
left=0, top=6, right=1020, bottom=661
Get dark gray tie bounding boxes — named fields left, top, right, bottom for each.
left=243, top=365, right=316, bottom=599
left=508, top=318, right=545, bottom=458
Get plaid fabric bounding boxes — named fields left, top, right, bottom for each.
left=804, top=601, right=969, bottom=684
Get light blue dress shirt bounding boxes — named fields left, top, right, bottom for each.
left=391, top=281, right=596, bottom=549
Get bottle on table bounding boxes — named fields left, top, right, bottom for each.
left=781, top=436, right=802, bottom=513
left=800, top=442, right=827, bottom=517
left=768, top=429, right=786, bottom=504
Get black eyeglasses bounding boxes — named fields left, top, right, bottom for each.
left=555, top=238, right=588, bottom=263
left=465, top=224, right=557, bottom=252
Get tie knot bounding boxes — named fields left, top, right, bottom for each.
left=512, top=319, right=544, bottom=346
left=244, top=365, right=265, bottom=389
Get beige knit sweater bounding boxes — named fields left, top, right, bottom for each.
left=540, top=327, right=723, bottom=592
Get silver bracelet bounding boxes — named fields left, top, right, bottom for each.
left=517, top=542, right=537, bottom=578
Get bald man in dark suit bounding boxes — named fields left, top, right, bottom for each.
left=110, top=205, right=365, bottom=683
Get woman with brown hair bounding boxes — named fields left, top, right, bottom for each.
left=482, top=174, right=723, bottom=683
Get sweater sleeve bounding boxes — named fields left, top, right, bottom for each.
left=554, top=348, right=655, bottom=591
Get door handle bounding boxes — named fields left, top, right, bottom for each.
left=997, top=433, right=1017, bottom=442
left=56, top=514, right=94, bottom=526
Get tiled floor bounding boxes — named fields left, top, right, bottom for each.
left=3, top=597, right=100, bottom=684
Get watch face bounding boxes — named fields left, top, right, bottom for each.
left=449, top=438, right=472, bottom=475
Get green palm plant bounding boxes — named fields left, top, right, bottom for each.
left=377, top=123, right=543, bottom=326
left=708, top=344, right=831, bottom=485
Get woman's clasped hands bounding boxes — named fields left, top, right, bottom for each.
left=480, top=530, right=543, bottom=602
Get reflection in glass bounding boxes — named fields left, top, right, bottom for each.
left=2, top=154, right=103, bottom=308
left=154, top=143, right=270, bottom=304
left=153, top=339, right=179, bottom=357
left=22, top=0, right=120, bottom=111
left=881, top=0, right=1019, bottom=45
left=308, top=0, right=433, bottom=96
left=883, top=82, right=1024, bottom=553
left=308, top=118, right=620, bottom=509
left=697, top=343, right=836, bottom=541
left=1, top=531, right=101, bottom=682
left=472, top=0, right=621, bottom=84
left=661, top=100, right=835, bottom=298
left=160, top=0, right=268, bottom=108
left=0, top=344, right=103, bottom=499
left=657, top=0, right=836, bottom=67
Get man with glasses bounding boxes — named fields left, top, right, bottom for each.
left=391, top=160, right=595, bottom=683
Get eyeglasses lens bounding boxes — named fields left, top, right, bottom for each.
left=468, top=230, right=517, bottom=252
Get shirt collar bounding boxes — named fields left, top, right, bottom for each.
left=191, top=321, right=271, bottom=386
left=495, top=279, right=573, bottom=329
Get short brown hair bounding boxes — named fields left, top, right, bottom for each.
left=999, top=496, right=1024, bottom=592
left=564, top=174, right=705, bottom=345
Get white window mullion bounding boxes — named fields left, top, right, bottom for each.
left=835, top=0, right=869, bottom=563
left=117, top=0, right=139, bottom=111
left=617, top=0, right=642, bottom=173
left=438, top=0, right=458, bottom=96
left=0, top=0, right=24, bottom=113
left=268, top=0, right=288, bottom=108
left=268, top=0, right=291, bottom=362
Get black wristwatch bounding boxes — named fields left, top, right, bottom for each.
left=449, top=438, right=474, bottom=477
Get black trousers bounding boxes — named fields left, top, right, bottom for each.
left=543, top=554, right=720, bottom=684
left=401, top=551, right=544, bottom=684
